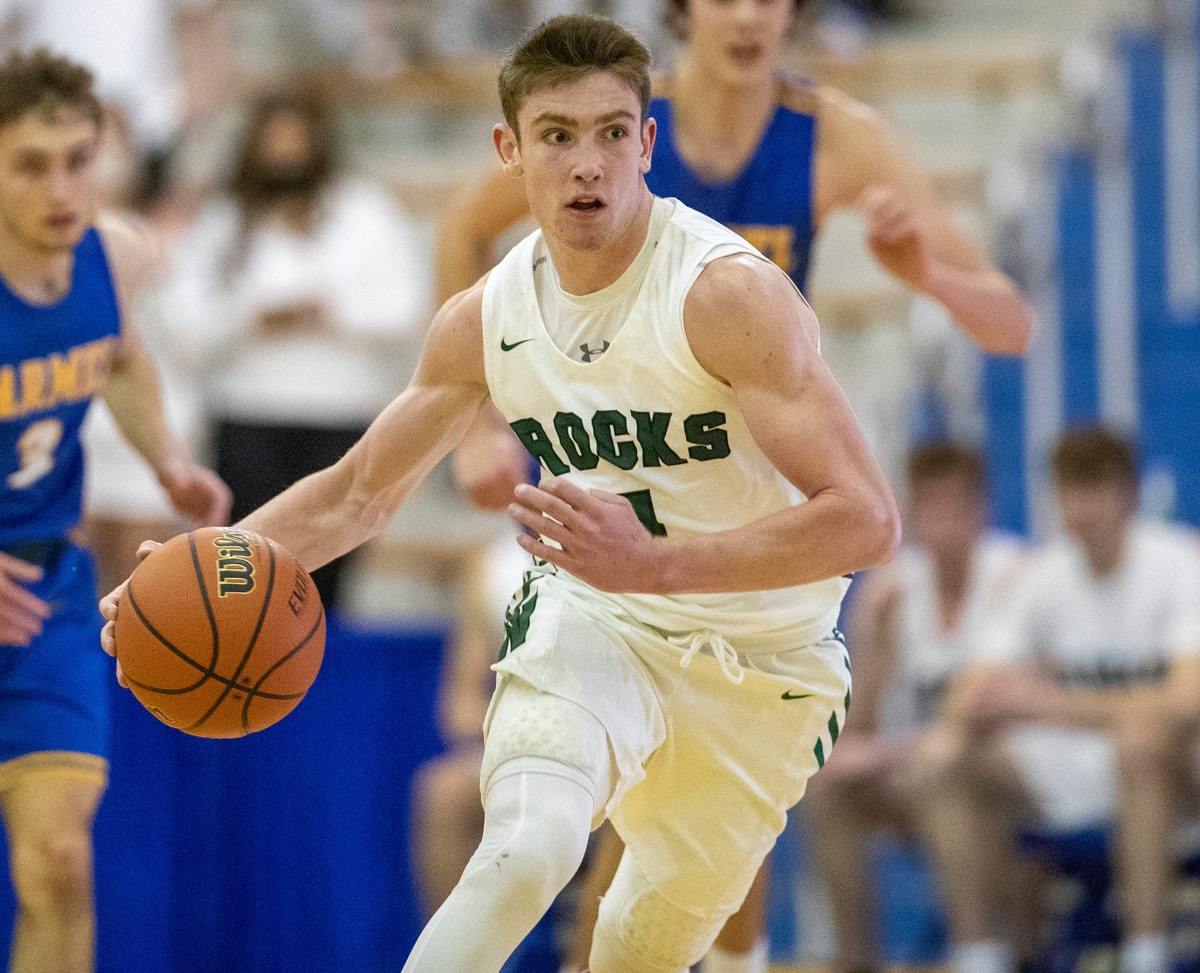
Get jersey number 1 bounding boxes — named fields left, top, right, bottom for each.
left=619, top=489, right=667, bottom=536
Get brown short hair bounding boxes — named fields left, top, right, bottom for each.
left=906, top=441, right=986, bottom=494
left=0, top=48, right=102, bottom=131
left=1050, top=425, right=1138, bottom=487
left=498, top=14, right=652, bottom=139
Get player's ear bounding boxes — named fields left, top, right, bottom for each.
left=494, top=124, right=523, bottom=176
left=639, top=116, right=656, bottom=175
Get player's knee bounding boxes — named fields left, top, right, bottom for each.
left=470, top=768, right=592, bottom=914
left=493, top=797, right=589, bottom=903
left=10, top=828, right=92, bottom=911
left=590, top=881, right=719, bottom=973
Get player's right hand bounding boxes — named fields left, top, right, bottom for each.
left=99, top=539, right=162, bottom=686
left=0, top=551, right=50, bottom=647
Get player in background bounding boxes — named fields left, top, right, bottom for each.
left=926, top=426, right=1200, bottom=973
left=432, top=2, right=1033, bottom=968
left=803, top=442, right=1028, bottom=971
left=0, top=49, right=229, bottom=973
left=102, top=15, right=900, bottom=972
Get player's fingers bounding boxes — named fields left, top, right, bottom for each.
left=539, top=475, right=593, bottom=509
left=507, top=502, right=572, bottom=547
left=514, top=531, right=568, bottom=567
left=513, top=481, right=579, bottom=525
left=135, top=540, right=163, bottom=561
left=0, top=551, right=44, bottom=584
left=115, top=658, right=127, bottom=689
left=100, top=619, right=117, bottom=657
left=202, top=473, right=233, bottom=526
left=1, top=581, right=52, bottom=621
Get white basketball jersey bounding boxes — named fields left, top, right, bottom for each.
left=482, top=196, right=848, bottom=651
left=878, top=534, right=1028, bottom=733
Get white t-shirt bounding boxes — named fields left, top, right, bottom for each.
left=979, top=521, right=1200, bottom=679
left=878, top=533, right=1028, bottom=733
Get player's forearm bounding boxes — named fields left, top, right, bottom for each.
left=922, top=260, right=1034, bottom=357
left=654, top=489, right=899, bottom=594
left=234, top=460, right=393, bottom=576
left=104, top=351, right=189, bottom=477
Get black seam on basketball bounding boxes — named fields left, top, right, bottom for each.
left=124, top=583, right=215, bottom=692
left=241, top=605, right=325, bottom=731
left=188, top=533, right=222, bottom=676
left=184, top=537, right=278, bottom=733
left=124, top=580, right=305, bottom=701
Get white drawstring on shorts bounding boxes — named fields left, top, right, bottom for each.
left=669, top=630, right=745, bottom=685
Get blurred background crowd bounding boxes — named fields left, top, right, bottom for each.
left=2, top=0, right=1199, bottom=971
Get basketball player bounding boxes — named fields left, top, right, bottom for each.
left=803, top=442, right=1027, bottom=972
left=0, top=49, right=229, bottom=973
left=922, top=426, right=1200, bottom=973
left=103, top=15, right=900, bottom=972
left=434, top=2, right=1033, bottom=967
left=442, top=0, right=1032, bottom=513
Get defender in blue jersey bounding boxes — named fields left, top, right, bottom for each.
left=0, top=50, right=229, bottom=972
left=432, top=2, right=1033, bottom=970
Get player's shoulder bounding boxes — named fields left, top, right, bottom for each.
left=810, top=81, right=893, bottom=144
left=94, top=210, right=157, bottom=280
left=435, top=275, right=487, bottom=334
left=776, top=72, right=821, bottom=117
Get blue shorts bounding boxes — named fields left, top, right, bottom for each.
left=0, top=542, right=111, bottom=783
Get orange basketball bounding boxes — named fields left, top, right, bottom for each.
left=114, top=526, right=325, bottom=738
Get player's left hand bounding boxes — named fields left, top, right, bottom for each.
left=158, top=459, right=232, bottom=526
left=858, top=184, right=930, bottom=291
left=506, top=477, right=661, bottom=593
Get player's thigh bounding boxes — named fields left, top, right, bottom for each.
left=611, top=633, right=851, bottom=915
left=0, top=549, right=111, bottom=767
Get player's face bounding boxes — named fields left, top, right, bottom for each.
left=0, top=110, right=100, bottom=255
left=906, top=473, right=985, bottom=559
left=1055, top=479, right=1136, bottom=555
left=496, top=71, right=655, bottom=261
left=684, top=0, right=794, bottom=87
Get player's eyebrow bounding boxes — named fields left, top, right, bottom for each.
left=530, top=109, right=638, bottom=130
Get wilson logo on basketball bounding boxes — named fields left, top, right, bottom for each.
left=213, top=530, right=257, bottom=597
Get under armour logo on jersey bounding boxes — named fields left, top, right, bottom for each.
left=579, top=340, right=610, bottom=362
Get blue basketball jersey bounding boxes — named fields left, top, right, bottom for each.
left=645, top=76, right=818, bottom=291
left=0, top=227, right=121, bottom=545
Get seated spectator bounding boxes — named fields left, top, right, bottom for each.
left=802, top=441, right=1028, bottom=973
left=157, top=87, right=432, bottom=610
left=922, top=425, right=1200, bottom=973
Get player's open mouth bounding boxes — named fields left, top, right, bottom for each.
left=728, top=44, right=764, bottom=64
left=569, top=198, right=603, bottom=211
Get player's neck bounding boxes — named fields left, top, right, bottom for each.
left=671, top=59, right=778, bottom=178
left=0, top=226, right=75, bottom=305
left=545, top=190, right=655, bottom=296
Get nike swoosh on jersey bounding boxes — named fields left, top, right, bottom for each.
left=500, top=338, right=535, bottom=351
left=781, top=691, right=812, bottom=701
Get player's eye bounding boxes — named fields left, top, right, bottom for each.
left=14, top=155, right=47, bottom=178
left=66, top=147, right=93, bottom=172
left=542, top=130, right=570, bottom=144
left=605, top=126, right=628, bottom=140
